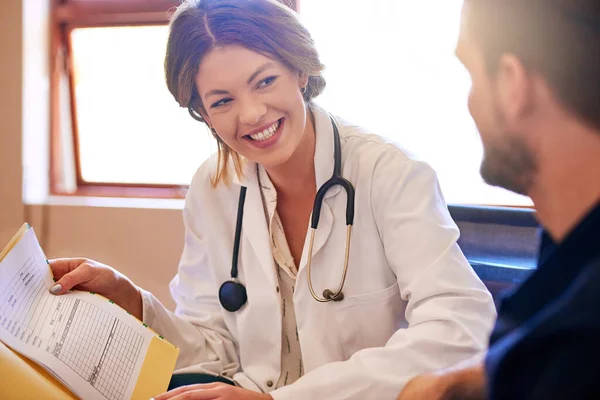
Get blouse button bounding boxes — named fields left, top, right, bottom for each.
left=266, top=380, right=274, bottom=388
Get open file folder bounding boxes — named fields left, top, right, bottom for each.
left=0, top=223, right=179, bottom=399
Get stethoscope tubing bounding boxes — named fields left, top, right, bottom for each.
left=220, top=116, right=355, bottom=311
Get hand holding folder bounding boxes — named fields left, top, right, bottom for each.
left=0, top=224, right=179, bottom=400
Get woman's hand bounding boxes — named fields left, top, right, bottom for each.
left=152, top=383, right=273, bottom=400
left=48, top=258, right=143, bottom=320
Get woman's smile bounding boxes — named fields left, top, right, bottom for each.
left=243, top=117, right=285, bottom=149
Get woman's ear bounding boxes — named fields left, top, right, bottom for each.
left=199, top=107, right=212, bottom=126
left=298, top=71, right=309, bottom=90
left=192, top=82, right=212, bottom=125
left=188, top=103, right=213, bottom=126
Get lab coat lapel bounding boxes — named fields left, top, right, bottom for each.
left=233, top=161, right=278, bottom=289
left=298, top=104, right=341, bottom=274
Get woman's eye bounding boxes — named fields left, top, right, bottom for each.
left=211, top=98, right=232, bottom=108
left=257, top=76, right=278, bottom=89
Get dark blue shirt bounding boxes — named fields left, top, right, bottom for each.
left=486, top=202, right=600, bottom=399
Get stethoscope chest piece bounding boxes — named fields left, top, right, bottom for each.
left=219, top=279, right=247, bottom=312
left=322, top=289, right=344, bottom=302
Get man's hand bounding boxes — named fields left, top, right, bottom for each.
left=152, top=382, right=274, bottom=400
left=397, top=373, right=452, bottom=400
left=397, top=364, right=486, bottom=400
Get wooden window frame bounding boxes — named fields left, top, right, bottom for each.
left=50, top=0, right=297, bottom=199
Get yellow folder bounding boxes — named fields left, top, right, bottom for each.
left=0, top=223, right=179, bottom=399
left=0, top=340, right=77, bottom=399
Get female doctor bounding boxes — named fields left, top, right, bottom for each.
left=49, top=0, right=496, bottom=399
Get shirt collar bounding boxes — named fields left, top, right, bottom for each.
left=311, top=102, right=337, bottom=191
left=538, top=200, right=600, bottom=271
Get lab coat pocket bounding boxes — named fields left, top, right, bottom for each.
left=331, top=282, right=406, bottom=358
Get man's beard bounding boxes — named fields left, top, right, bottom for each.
left=480, top=133, right=537, bottom=196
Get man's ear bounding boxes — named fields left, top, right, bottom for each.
left=495, top=54, right=535, bottom=123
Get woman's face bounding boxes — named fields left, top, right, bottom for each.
left=196, top=45, right=309, bottom=169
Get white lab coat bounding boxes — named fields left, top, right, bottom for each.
left=141, top=104, right=496, bottom=400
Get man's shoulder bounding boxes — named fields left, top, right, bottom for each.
left=519, top=254, right=600, bottom=339
left=486, top=255, right=600, bottom=399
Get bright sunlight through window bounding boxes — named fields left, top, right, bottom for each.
left=71, top=26, right=214, bottom=186
left=300, top=0, right=532, bottom=206
left=71, top=2, right=532, bottom=206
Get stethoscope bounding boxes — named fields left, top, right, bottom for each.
left=218, top=117, right=356, bottom=312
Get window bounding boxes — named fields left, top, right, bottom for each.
left=71, top=25, right=210, bottom=186
left=52, top=0, right=532, bottom=206
left=51, top=0, right=204, bottom=196
left=299, top=0, right=532, bottom=206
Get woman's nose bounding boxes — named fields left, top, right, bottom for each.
left=238, top=97, right=267, bottom=126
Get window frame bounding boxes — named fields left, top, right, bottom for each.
left=449, top=204, right=539, bottom=298
left=51, top=0, right=189, bottom=198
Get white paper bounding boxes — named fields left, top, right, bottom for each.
left=0, top=228, right=158, bottom=400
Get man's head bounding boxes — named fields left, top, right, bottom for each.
left=456, top=0, right=600, bottom=196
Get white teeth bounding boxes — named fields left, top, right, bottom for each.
left=249, top=120, right=280, bottom=141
